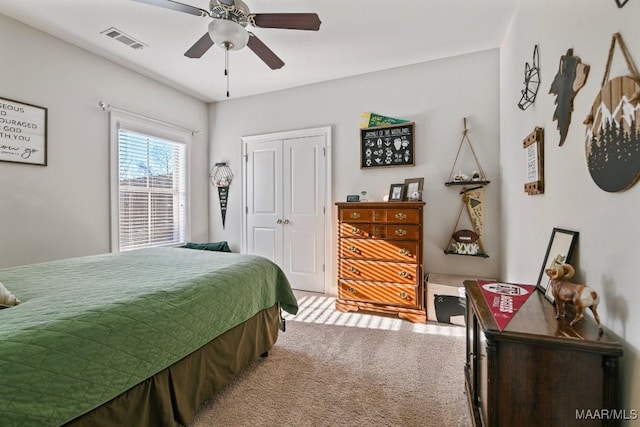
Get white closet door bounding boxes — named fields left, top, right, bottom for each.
left=244, top=130, right=328, bottom=293
left=245, top=139, right=283, bottom=265
left=282, top=135, right=325, bottom=293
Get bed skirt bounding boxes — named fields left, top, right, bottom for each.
left=65, top=304, right=280, bottom=427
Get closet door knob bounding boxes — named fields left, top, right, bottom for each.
left=276, top=219, right=283, bottom=224
left=283, top=219, right=290, bottom=224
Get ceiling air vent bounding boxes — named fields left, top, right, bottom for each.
left=101, top=27, right=147, bottom=50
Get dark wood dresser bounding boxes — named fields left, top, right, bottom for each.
left=464, top=280, right=623, bottom=427
left=334, top=201, right=426, bottom=323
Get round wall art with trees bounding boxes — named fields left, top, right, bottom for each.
left=584, top=33, right=640, bottom=192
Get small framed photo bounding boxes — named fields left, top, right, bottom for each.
left=403, top=177, right=424, bottom=201
left=388, top=183, right=405, bottom=201
left=536, top=228, right=579, bottom=301
left=346, top=194, right=360, bottom=202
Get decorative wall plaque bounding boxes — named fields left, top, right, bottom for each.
left=523, top=127, right=544, bottom=195
left=0, top=97, right=47, bottom=165
left=584, top=33, right=640, bottom=192
left=549, top=48, right=589, bottom=146
left=360, top=122, right=415, bottom=168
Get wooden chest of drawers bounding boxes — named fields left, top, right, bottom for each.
left=335, top=201, right=426, bottom=323
left=464, top=280, right=623, bottom=427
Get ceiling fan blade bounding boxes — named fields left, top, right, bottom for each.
left=184, top=32, right=214, bottom=58
left=251, top=13, right=321, bottom=31
left=132, top=0, right=210, bottom=17
left=247, top=33, right=284, bottom=70
left=218, top=0, right=235, bottom=5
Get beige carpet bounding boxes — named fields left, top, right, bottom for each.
left=191, top=294, right=471, bottom=427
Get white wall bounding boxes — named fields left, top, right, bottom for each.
left=0, top=14, right=210, bottom=267
left=209, top=49, right=502, bottom=287
left=500, top=0, right=640, bottom=417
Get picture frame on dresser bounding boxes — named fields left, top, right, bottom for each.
left=536, top=227, right=579, bottom=300
left=403, top=177, right=424, bottom=201
left=388, top=184, right=405, bottom=201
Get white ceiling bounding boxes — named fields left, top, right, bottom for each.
left=0, top=0, right=516, bottom=103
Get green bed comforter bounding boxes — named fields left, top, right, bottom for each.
left=0, top=248, right=298, bottom=426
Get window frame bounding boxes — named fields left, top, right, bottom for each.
left=109, top=110, right=191, bottom=252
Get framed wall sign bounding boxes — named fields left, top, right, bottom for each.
left=0, top=97, right=48, bottom=166
left=360, top=122, right=415, bottom=168
left=523, top=127, right=544, bottom=195
left=536, top=228, right=579, bottom=300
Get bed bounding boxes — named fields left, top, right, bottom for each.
left=0, top=247, right=298, bottom=427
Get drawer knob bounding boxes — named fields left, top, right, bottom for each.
left=348, top=266, right=358, bottom=273
left=348, top=246, right=358, bottom=252
left=351, top=227, right=361, bottom=234
left=399, top=248, right=411, bottom=256
left=395, top=229, right=407, bottom=237
left=395, top=212, right=407, bottom=220
left=347, top=287, right=356, bottom=294
left=398, top=292, right=409, bottom=299
left=399, top=270, right=409, bottom=278
left=350, top=212, right=361, bottom=219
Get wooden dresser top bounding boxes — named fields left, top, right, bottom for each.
left=335, top=201, right=425, bottom=208
left=465, top=280, right=623, bottom=356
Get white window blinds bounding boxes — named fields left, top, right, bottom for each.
left=117, top=128, right=187, bottom=251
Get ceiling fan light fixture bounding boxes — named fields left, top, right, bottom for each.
left=208, top=19, right=248, bottom=50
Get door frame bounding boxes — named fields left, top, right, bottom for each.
left=241, top=126, right=332, bottom=294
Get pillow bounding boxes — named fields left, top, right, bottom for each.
left=0, top=282, right=21, bottom=309
left=181, top=241, right=232, bottom=253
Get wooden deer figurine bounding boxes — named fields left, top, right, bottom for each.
left=545, top=263, right=603, bottom=334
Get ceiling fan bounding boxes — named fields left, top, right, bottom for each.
left=132, top=0, right=321, bottom=71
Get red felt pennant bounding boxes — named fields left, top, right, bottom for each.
left=477, top=280, right=537, bottom=331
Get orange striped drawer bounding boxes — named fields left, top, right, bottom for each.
left=339, top=259, right=418, bottom=284
left=338, top=280, right=418, bottom=308
left=340, top=238, right=419, bottom=262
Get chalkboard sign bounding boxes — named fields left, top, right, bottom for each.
left=360, top=122, right=415, bottom=168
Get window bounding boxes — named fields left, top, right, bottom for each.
left=110, top=112, right=190, bottom=251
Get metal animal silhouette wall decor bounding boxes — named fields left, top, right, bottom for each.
left=549, top=48, right=590, bottom=146
left=518, top=45, right=540, bottom=111
left=615, top=0, right=629, bottom=7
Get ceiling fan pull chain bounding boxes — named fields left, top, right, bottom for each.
left=225, top=43, right=230, bottom=97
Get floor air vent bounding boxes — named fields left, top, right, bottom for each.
left=101, top=27, right=147, bottom=50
